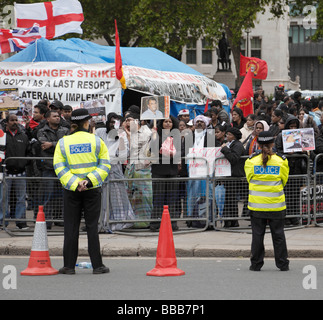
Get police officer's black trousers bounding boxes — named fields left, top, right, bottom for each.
left=63, top=188, right=103, bottom=270
left=250, top=216, right=289, bottom=270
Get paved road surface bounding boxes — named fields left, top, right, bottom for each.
left=0, top=257, right=322, bottom=302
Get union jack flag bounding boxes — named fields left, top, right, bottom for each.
left=0, top=24, right=41, bottom=54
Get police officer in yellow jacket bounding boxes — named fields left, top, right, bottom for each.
left=244, top=131, right=289, bottom=271
left=54, top=109, right=111, bottom=275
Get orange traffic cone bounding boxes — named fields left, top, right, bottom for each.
left=21, top=206, right=58, bottom=276
left=147, top=205, right=185, bottom=277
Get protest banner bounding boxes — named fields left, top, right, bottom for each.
left=282, top=128, right=315, bottom=153
left=0, top=62, right=122, bottom=114
left=188, top=147, right=231, bottom=178
left=124, top=65, right=227, bottom=105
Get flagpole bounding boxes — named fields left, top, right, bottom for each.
left=32, top=38, right=38, bottom=64
left=13, top=2, right=17, bottom=29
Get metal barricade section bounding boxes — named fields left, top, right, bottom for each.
left=313, top=154, right=323, bottom=227
left=0, top=154, right=318, bottom=237
left=103, top=157, right=210, bottom=235
left=285, top=174, right=311, bottom=227
left=212, top=176, right=249, bottom=229
left=211, top=154, right=311, bottom=232
left=2, top=175, right=66, bottom=236
left=2, top=157, right=81, bottom=236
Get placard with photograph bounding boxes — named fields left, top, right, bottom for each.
left=282, top=128, right=315, bottom=153
left=0, top=88, right=20, bottom=111
left=80, top=99, right=107, bottom=124
left=140, top=95, right=170, bottom=120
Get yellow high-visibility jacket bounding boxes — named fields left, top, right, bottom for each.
left=244, top=153, right=289, bottom=212
left=53, top=131, right=111, bottom=192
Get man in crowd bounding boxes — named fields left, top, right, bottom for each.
left=61, top=105, right=73, bottom=125
left=269, top=109, right=283, bottom=137
left=49, top=101, right=70, bottom=129
left=0, top=113, right=31, bottom=229
left=25, top=104, right=48, bottom=135
left=24, top=103, right=49, bottom=217
left=292, top=91, right=302, bottom=113
left=185, top=115, right=217, bottom=223
left=37, top=110, right=69, bottom=229
left=210, top=100, right=230, bottom=125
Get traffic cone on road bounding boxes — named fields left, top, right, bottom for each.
left=21, top=206, right=58, bottom=276
left=147, top=205, right=185, bottom=277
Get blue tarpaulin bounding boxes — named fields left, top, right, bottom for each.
left=4, top=38, right=229, bottom=117
left=5, top=38, right=204, bottom=75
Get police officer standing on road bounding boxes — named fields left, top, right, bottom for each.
left=244, top=131, right=290, bottom=272
left=53, top=109, right=111, bottom=275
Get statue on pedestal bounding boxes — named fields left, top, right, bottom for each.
left=217, top=32, right=231, bottom=71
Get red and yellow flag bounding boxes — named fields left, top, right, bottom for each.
left=115, top=20, right=126, bottom=90
left=233, top=70, right=254, bottom=117
left=240, top=53, right=268, bottom=80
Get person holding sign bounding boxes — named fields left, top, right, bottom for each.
left=150, top=116, right=180, bottom=232
left=275, top=115, right=305, bottom=226
left=220, top=127, right=246, bottom=228
left=244, top=131, right=290, bottom=271
left=123, top=113, right=153, bottom=228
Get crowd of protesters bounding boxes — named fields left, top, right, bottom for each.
left=0, top=88, right=323, bottom=232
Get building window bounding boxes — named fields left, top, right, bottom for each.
left=202, top=38, right=213, bottom=64
left=251, top=37, right=262, bottom=59
left=289, top=25, right=316, bottom=44
left=186, top=39, right=197, bottom=64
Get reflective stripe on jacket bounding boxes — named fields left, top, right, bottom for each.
left=244, top=153, right=289, bottom=212
left=53, top=131, right=111, bottom=191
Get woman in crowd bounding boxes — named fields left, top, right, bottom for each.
left=231, top=107, right=246, bottom=129
left=123, top=113, right=153, bottom=228
left=95, top=112, right=135, bottom=232
left=245, top=120, right=270, bottom=155
left=220, top=127, right=246, bottom=228
left=245, top=131, right=289, bottom=271
left=214, top=123, right=227, bottom=146
left=150, top=116, right=180, bottom=231
left=207, top=108, right=220, bottom=129
left=240, top=114, right=256, bottom=147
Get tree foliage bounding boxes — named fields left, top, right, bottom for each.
left=129, top=0, right=210, bottom=60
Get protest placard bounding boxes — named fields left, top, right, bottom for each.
left=188, top=147, right=231, bottom=178
left=140, top=95, right=170, bottom=120
left=282, top=128, right=315, bottom=153
left=0, top=88, right=20, bottom=111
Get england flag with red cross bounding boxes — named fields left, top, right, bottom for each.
left=0, top=24, right=41, bottom=54
left=15, top=0, right=84, bottom=40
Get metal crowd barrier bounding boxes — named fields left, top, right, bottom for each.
left=102, top=157, right=210, bottom=235
left=209, top=154, right=311, bottom=233
left=2, top=157, right=72, bottom=237
left=313, top=153, right=323, bottom=227
left=0, top=154, right=320, bottom=237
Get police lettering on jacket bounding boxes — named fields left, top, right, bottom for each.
left=254, top=165, right=280, bottom=175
